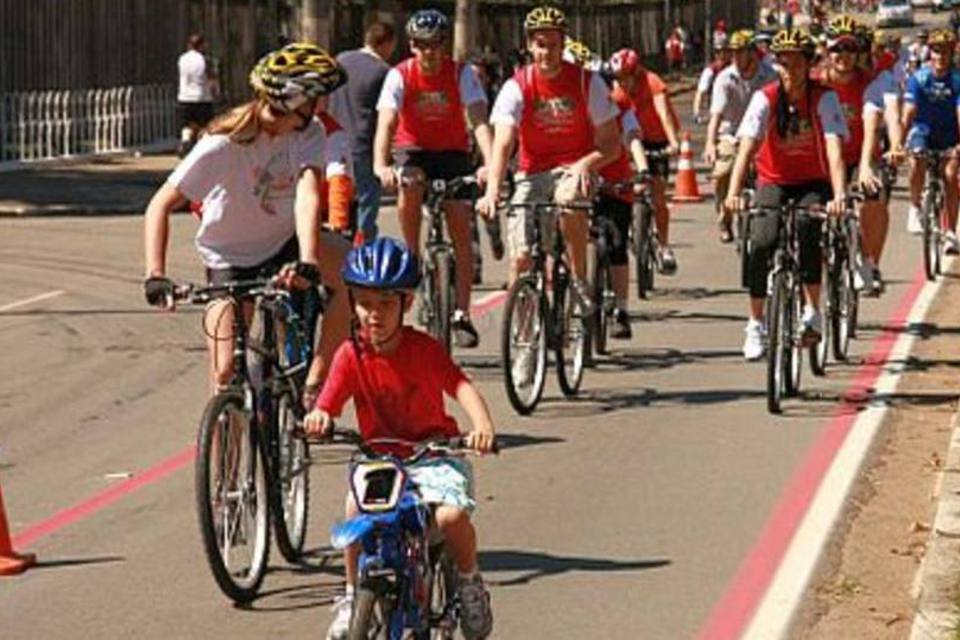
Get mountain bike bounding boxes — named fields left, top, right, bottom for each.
left=747, top=202, right=827, bottom=414
left=398, top=170, right=480, bottom=352
left=501, top=198, right=593, bottom=415
left=174, top=277, right=320, bottom=602
left=307, top=429, right=498, bottom=640
left=814, top=194, right=861, bottom=372
left=913, top=149, right=948, bottom=281
left=632, top=152, right=669, bottom=300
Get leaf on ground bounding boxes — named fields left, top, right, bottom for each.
left=910, top=521, right=932, bottom=534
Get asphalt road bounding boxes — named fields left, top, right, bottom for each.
left=0, top=46, right=946, bottom=639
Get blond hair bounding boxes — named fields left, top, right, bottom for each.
left=204, top=100, right=263, bottom=145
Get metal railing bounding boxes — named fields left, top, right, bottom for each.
left=0, top=84, right=177, bottom=169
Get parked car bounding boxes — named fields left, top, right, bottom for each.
left=880, top=0, right=915, bottom=25
left=911, top=0, right=932, bottom=7
left=933, top=0, right=954, bottom=11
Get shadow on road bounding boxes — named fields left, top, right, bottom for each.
left=31, top=555, right=125, bottom=570
left=479, top=549, right=671, bottom=587
left=597, top=347, right=743, bottom=372
left=533, top=387, right=766, bottom=417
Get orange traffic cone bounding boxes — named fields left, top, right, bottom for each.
left=0, top=476, right=35, bottom=576
left=672, top=132, right=704, bottom=203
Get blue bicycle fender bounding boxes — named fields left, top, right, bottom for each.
left=330, top=516, right=376, bottom=549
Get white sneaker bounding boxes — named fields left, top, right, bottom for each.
left=326, top=593, right=353, bottom=640
left=800, top=306, right=822, bottom=346
left=853, top=256, right=875, bottom=292
left=742, top=319, right=766, bottom=361
left=945, top=231, right=960, bottom=255
left=907, top=205, right=923, bottom=235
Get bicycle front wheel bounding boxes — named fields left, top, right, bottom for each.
left=271, top=391, right=310, bottom=563
left=426, top=251, right=454, bottom=351
left=766, top=274, right=786, bottom=414
left=634, top=202, right=654, bottom=299
left=785, top=280, right=802, bottom=397
left=587, top=243, right=612, bottom=357
left=554, top=274, right=587, bottom=396
left=501, top=277, right=548, bottom=415
left=810, top=260, right=833, bottom=377
left=923, top=193, right=939, bottom=281
left=195, top=390, right=270, bottom=603
left=349, top=582, right=394, bottom=640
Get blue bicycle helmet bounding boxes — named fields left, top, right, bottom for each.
left=406, top=9, right=450, bottom=41
left=342, top=237, right=422, bottom=290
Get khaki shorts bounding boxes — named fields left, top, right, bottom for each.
left=711, top=138, right=738, bottom=180
left=506, top=168, right=591, bottom=257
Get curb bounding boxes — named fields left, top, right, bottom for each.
left=909, top=411, right=960, bottom=640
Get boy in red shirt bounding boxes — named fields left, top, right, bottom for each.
left=305, top=237, right=495, bottom=640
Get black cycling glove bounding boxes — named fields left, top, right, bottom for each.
left=144, top=276, right=174, bottom=307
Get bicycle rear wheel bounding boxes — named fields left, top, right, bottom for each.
left=810, top=260, right=833, bottom=377
left=923, top=194, right=939, bottom=281
left=554, top=273, right=587, bottom=396
left=588, top=245, right=612, bottom=357
left=195, top=390, right=270, bottom=603
left=271, top=390, right=310, bottom=563
left=635, top=202, right=655, bottom=299
left=426, top=250, right=454, bottom=351
left=785, top=280, right=802, bottom=398
left=501, top=277, right=548, bottom=415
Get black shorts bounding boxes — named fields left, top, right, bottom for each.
left=393, top=149, right=474, bottom=182
left=642, top=141, right=671, bottom=179
left=178, top=101, right=215, bottom=129
left=205, top=235, right=299, bottom=287
left=596, top=193, right=631, bottom=266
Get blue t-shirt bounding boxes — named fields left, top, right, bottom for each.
left=905, top=66, right=960, bottom=143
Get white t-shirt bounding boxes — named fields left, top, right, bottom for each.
left=178, top=50, right=213, bottom=103
left=169, top=124, right=326, bottom=269
left=489, top=72, right=618, bottom=128
left=737, top=88, right=849, bottom=141
left=863, top=70, right=900, bottom=116
left=697, top=66, right=717, bottom=95
left=376, top=64, right=487, bottom=112
left=710, top=61, right=778, bottom=138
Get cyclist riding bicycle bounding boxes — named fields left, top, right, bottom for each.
left=608, top=36, right=684, bottom=274
left=725, top=28, right=849, bottom=361
left=693, top=34, right=733, bottom=125
left=476, top=5, right=621, bottom=306
left=816, top=16, right=901, bottom=295
left=144, top=43, right=352, bottom=399
left=303, top=237, right=496, bottom=640
left=903, top=28, right=960, bottom=254
left=373, top=9, right=494, bottom=348
left=703, top=29, right=777, bottom=243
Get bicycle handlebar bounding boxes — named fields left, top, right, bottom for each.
left=172, top=278, right=289, bottom=305
left=293, top=426, right=500, bottom=460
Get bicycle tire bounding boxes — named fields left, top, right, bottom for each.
left=766, top=274, right=786, bottom=414
left=832, top=259, right=852, bottom=361
left=810, top=259, right=833, bottom=377
left=348, top=583, right=392, bottom=640
left=501, top=277, right=548, bottom=415
left=553, top=273, right=587, bottom=396
left=587, top=242, right=611, bottom=357
left=427, top=251, right=454, bottom=351
left=271, top=391, right=310, bottom=563
left=635, top=202, right=654, bottom=299
left=417, top=548, right=458, bottom=640
left=195, top=390, right=270, bottom=604
left=923, top=190, right=938, bottom=281
left=785, top=280, right=802, bottom=398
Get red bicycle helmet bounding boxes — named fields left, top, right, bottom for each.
left=609, top=48, right=641, bottom=76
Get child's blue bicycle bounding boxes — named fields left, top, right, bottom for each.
left=308, top=429, right=497, bottom=640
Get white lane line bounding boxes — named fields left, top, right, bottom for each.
left=0, top=289, right=66, bottom=313
left=742, top=262, right=950, bottom=639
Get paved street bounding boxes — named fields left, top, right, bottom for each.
left=0, top=155, right=934, bottom=638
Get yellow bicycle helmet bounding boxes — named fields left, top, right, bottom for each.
left=524, top=5, right=567, bottom=33
left=826, top=14, right=857, bottom=39
left=928, top=28, right=957, bottom=48
left=563, top=37, right=594, bottom=66
left=249, top=43, right=347, bottom=113
left=771, top=28, right=816, bottom=57
left=728, top=29, right=756, bottom=51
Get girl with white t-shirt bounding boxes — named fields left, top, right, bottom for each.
left=144, top=43, right=352, bottom=400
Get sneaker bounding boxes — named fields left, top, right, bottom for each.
left=452, top=309, right=480, bottom=349
left=511, top=349, right=535, bottom=387
left=571, top=279, right=596, bottom=317
left=871, top=268, right=885, bottom=297
left=658, top=246, right=678, bottom=275
left=458, top=573, right=493, bottom=640
left=853, top=256, right=875, bottom=293
left=945, top=231, right=960, bottom=256
left=907, top=205, right=923, bottom=235
left=326, top=593, right=353, bottom=640
left=610, top=308, right=632, bottom=339
left=800, top=306, right=822, bottom=346
left=742, top=318, right=766, bottom=361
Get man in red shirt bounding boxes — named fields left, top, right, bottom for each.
left=374, top=10, right=493, bottom=349
left=610, top=53, right=683, bottom=274
left=476, top=5, right=620, bottom=306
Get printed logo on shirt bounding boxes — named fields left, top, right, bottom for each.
left=927, top=80, right=955, bottom=103
left=415, top=90, right=453, bottom=120
left=252, top=152, right=297, bottom=216
left=532, top=95, right=576, bottom=133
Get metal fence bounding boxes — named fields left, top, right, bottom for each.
left=0, top=84, right=177, bottom=168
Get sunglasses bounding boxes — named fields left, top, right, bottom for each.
left=412, top=39, right=444, bottom=50
left=829, top=43, right=859, bottom=54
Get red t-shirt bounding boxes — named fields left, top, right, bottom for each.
left=754, top=82, right=830, bottom=186
left=624, top=71, right=679, bottom=144
left=394, top=58, right=469, bottom=152
left=514, top=61, right=594, bottom=174
left=317, top=328, right=466, bottom=449
left=817, top=68, right=872, bottom=166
